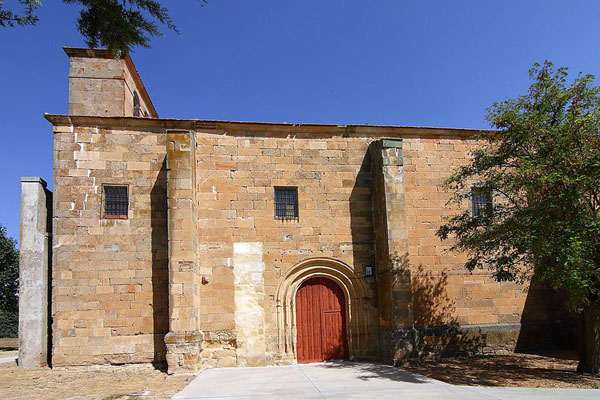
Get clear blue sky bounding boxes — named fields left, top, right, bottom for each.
left=1, top=0, right=599, bottom=242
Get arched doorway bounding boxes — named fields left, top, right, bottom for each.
left=295, top=277, right=349, bottom=363
left=275, top=257, right=371, bottom=363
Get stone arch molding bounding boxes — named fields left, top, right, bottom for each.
left=275, top=257, right=371, bottom=363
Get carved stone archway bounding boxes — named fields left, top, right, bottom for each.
left=275, top=258, right=371, bottom=363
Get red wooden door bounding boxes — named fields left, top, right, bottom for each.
left=296, top=277, right=348, bottom=363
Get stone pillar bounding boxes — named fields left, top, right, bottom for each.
left=18, top=177, right=52, bottom=368
left=233, top=242, right=266, bottom=367
left=164, top=131, right=202, bottom=373
left=369, top=139, right=414, bottom=364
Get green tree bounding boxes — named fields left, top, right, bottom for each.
left=0, top=224, right=18, bottom=313
left=63, top=0, right=177, bottom=56
left=1, top=0, right=203, bottom=55
left=0, top=0, right=41, bottom=27
left=437, top=62, right=600, bottom=375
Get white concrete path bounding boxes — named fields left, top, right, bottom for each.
left=173, top=361, right=599, bottom=400
left=0, top=356, right=17, bottom=364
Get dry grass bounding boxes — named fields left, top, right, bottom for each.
left=0, top=362, right=195, bottom=400
left=405, top=350, right=600, bottom=389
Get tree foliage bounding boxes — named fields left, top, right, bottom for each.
left=438, top=62, right=600, bottom=311
left=0, top=0, right=41, bottom=27
left=0, top=224, right=18, bottom=313
left=1, top=0, right=205, bottom=55
left=63, top=0, right=178, bottom=56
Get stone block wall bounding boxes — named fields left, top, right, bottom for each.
left=65, top=48, right=156, bottom=118
left=121, top=61, right=153, bottom=117
left=192, top=127, right=555, bottom=367
left=46, top=117, right=572, bottom=368
left=51, top=122, right=168, bottom=366
left=402, top=136, right=532, bottom=326
left=193, top=127, right=380, bottom=366
left=67, top=54, right=123, bottom=117
left=371, top=135, right=573, bottom=362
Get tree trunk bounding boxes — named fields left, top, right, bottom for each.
left=577, top=300, right=600, bottom=375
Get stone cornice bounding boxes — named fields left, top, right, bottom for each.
left=45, top=114, right=492, bottom=138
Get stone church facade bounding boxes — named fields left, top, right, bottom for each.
left=18, top=48, right=571, bottom=372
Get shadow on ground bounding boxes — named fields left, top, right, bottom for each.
left=405, top=351, right=600, bottom=388
left=318, top=360, right=431, bottom=384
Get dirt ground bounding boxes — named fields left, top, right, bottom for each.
left=405, top=350, right=600, bottom=389
left=0, top=362, right=195, bottom=400
left=0, top=350, right=598, bottom=398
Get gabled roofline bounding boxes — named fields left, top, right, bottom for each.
left=63, top=47, right=159, bottom=118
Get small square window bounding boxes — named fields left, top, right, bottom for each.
left=104, top=185, right=129, bottom=219
left=471, top=187, right=492, bottom=218
left=274, top=187, right=298, bottom=220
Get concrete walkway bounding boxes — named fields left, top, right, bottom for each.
left=0, top=356, right=17, bottom=364
left=173, top=361, right=599, bottom=400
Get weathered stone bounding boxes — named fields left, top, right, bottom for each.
left=233, top=242, right=266, bottom=367
left=18, top=177, right=52, bottom=368
left=164, top=332, right=203, bottom=374
left=65, top=48, right=157, bottom=118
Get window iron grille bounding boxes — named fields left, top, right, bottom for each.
left=471, top=187, right=492, bottom=218
left=274, top=187, right=298, bottom=219
left=105, top=186, right=128, bottom=218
